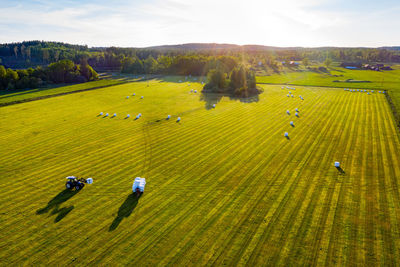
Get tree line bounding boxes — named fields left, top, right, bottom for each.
left=0, top=59, right=98, bottom=90
left=203, top=65, right=260, bottom=97
left=1, top=41, right=400, bottom=71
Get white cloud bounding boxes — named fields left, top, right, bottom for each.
left=0, top=0, right=399, bottom=47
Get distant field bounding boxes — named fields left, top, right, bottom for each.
left=256, top=66, right=400, bottom=125
left=1, top=79, right=400, bottom=265
left=0, top=79, right=127, bottom=106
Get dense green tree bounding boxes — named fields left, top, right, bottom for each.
left=303, top=57, right=309, bottom=66
left=80, top=63, right=98, bottom=81
left=324, top=57, right=332, bottom=68
left=47, top=59, right=76, bottom=83
left=0, top=65, right=6, bottom=89
left=205, top=68, right=227, bottom=91
left=144, top=56, right=158, bottom=74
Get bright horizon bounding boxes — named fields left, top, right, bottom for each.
left=1, top=0, right=399, bottom=48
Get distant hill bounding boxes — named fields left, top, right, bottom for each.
left=145, top=43, right=301, bottom=51
left=379, top=46, right=400, bottom=51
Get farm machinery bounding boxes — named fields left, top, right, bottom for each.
left=65, top=176, right=93, bottom=190
left=132, top=177, right=146, bottom=197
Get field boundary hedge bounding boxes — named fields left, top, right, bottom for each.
left=0, top=81, right=128, bottom=107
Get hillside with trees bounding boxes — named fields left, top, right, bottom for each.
left=0, top=59, right=98, bottom=90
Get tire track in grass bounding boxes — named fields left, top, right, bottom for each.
left=1, top=89, right=304, bottom=246
left=0, top=97, right=244, bottom=260
left=0, top=81, right=167, bottom=166
left=72, top=100, right=290, bottom=266
left=0, top=87, right=280, bottom=189
left=6, top=103, right=270, bottom=264
left=0, top=93, right=256, bottom=201
left=0, top=86, right=260, bottom=262
left=3, top=99, right=270, bottom=239
left=93, top=101, right=304, bottom=266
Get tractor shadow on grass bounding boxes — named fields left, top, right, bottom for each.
left=109, top=193, right=140, bottom=231
left=36, top=189, right=79, bottom=223
left=336, top=166, right=346, bottom=174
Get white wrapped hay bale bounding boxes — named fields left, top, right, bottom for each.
left=194, top=90, right=197, bottom=93
left=99, top=112, right=103, bottom=116
left=127, top=114, right=130, bottom=118
left=141, top=96, right=144, bottom=99
left=290, top=121, right=294, bottom=126
left=287, top=94, right=290, bottom=97
left=86, top=178, right=93, bottom=184
left=126, top=96, right=129, bottom=99
left=295, top=112, right=299, bottom=117
left=113, top=113, right=117, bottom=117
left=212, top=104, right=216, bottom=108
left=133, top=93, right=136, bottom=96
left=167, top=115, right=171, bottom=120
left=286, top=110, right=290, bottom=115
left=105, top=113, right=109, bottom=117
left=334, top=161, right=340, bottom=167
left=177, top=117, right=181, bottom=122
left=295, top=108, right=299, bottom=112
left=132, top=177, right=146, bottom=193
left=284, top=132, right=289, bottom=137
left=291, top=95, right=294, bottom=98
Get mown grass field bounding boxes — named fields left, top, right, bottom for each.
left=1, top=78, right=400, bottom=265
left=0, top=78, right=127, bottom=106
left=256, top=66, right=400, bottom=123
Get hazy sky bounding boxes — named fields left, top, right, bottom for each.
left=1, top=0, right=399, bottom=47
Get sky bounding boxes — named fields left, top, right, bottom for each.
left=0, top=0, right=399, bottom=48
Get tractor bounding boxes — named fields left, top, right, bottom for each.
left=65, top=176, right=93, bottom=191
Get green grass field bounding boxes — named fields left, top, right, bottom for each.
left=0, top=78, right=129, bottom=106
left=256, top=66, right=400, bottom=123
left=1, top=78, right=400, bottom=265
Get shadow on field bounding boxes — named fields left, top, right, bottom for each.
left=36, top=189, right=79, bottom=222
left=336, top=166, right=346, bottom=174
left=109, top=193, right=140, bottom=231
left=200, top=92, right=259, bottom=110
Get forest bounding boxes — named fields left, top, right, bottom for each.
left=1, top=41, right=400, bottom=91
